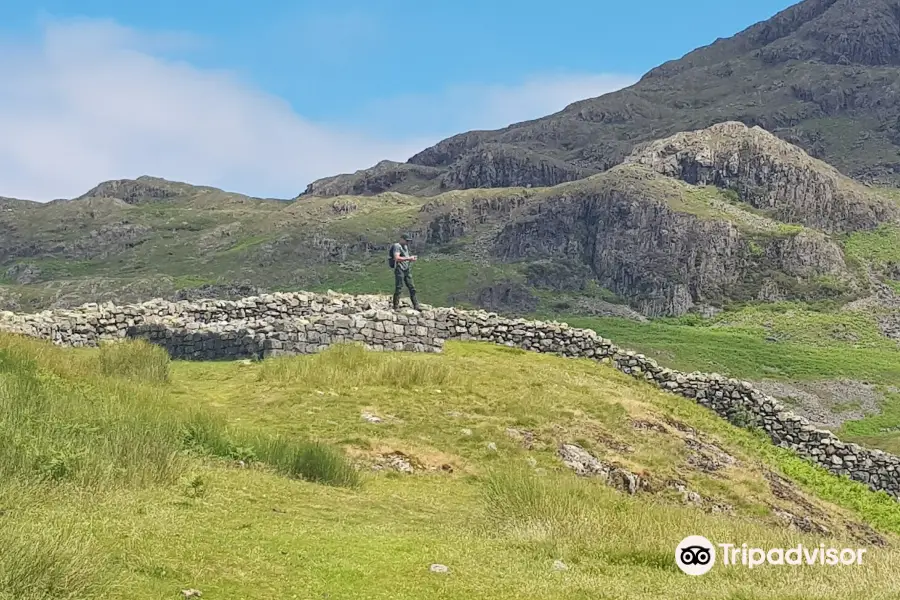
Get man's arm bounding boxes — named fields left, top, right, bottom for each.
left=393, top=249, right=416, bottom=262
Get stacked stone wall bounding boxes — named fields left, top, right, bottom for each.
left=1, top=291, right=898, bottom=499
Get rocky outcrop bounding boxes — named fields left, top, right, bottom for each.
left=492, top=166, right=859, bottom=316
left=421, top=190, right=532, bottom=245
left=449, top=282, right=540, bottom=314
left=78, top=177, right=183, bottom=204
left=436, top=144, right=595, bottom=190
left=624, top=122, right=899, bottom=232
left=754, top=0, right=900, bottom=67
left=298, top=161, right=444, bottom=198
left=558, top=443, right=649, bottom=494
left=4, top=263, right=42, bottom=284
left=298, top=145, right=595, bottom=198
left=3, top=289, right=900, bottom=500
left=65, top=222, right=155, bottom=259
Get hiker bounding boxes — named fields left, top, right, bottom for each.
left=388, top=233, right=420, bottom=310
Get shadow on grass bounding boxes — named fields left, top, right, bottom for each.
left=184, top=412, right=360, bottom=488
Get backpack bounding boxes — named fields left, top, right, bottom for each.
left=387, top=244, right=396, bottom=269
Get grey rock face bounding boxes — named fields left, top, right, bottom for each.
left=491, top=167, right=856, bottom=316
left=558, top=443, right=645, bottom=494
left=299, top=160, right=444, bottom=197
left=79, top=177, right=181, bottom=204
left=5, top=263, right=42, bottom=284
left=437, top=144, right=594, bottom=190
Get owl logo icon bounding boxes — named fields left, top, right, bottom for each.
left=675, top=536, right=716, bottom=575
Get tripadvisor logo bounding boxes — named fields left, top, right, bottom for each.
left=675, top=535, right=867, bottom=576
left=676, top=536, right=716, bottom=575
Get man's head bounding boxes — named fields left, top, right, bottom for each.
left=399, top=233, right=411, bottom=245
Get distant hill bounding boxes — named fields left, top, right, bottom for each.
left=300, top=0, right=900, bottom=197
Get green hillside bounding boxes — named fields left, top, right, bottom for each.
left=1, top=167, right=897, bottom=311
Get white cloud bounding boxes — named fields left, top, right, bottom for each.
left=0, top=19, right=635, bottom=202
left=359, top=73, right=639, bottom=136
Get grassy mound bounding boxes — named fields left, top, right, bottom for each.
left=2, top=335, right=900, bottom=599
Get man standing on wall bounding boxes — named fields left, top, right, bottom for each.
left=389, top=233, right=421, bottom=311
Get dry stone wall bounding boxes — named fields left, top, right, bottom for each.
left=2, top=290, right=899, bottom=500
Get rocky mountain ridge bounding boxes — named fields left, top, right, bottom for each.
left=300, top=0, right=900, bottom=197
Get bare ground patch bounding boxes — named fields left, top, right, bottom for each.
left=751, top=379, right=891, bottom=429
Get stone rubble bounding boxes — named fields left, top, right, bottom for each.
left=373, top=452, right=415, bottom=474
left=557, top=443, right=648, bottom=495
left=2, top=289, right=900, bottom=499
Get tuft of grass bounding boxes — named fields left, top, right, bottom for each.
left=481, top=464, right=596, bottom=544
left=97, top=339, right=170, bottom=383
left=258, top=438, right=361, bottom=488
left=182, top=411, right=244, bottom=459
left=257, top=342, right=458, bottom=390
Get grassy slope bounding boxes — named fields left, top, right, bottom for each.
left=552, top=307, right=900, bottom=453
left=843, top=223, right=900, bottom=291
left=4, top=335, right=900, bottom=599
left=555, top=307, right=900, bottom=383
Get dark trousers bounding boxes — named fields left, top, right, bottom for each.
left=393, top=269, right=418, bottom=308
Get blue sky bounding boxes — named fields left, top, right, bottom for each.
left=0, top=0, right=796, bottom=200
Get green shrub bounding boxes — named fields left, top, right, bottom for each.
left=182, top=413, right=359, bottom=488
